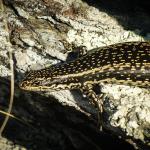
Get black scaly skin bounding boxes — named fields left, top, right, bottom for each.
left=20, top=41, right=150, bottom=130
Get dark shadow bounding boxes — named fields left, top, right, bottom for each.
left=83, top=0, right=150, bottom=36
left=0, top=76, right=136, bottom=150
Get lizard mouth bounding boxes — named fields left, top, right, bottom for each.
left=19, top=80, right=55, bottom=92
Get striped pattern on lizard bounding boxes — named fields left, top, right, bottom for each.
left=19, top=41, right=150, bottom=129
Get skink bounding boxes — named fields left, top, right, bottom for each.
left=20, top=41, right=150, bottom=127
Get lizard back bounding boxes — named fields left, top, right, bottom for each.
left=20, top=41, right=150, bottom=91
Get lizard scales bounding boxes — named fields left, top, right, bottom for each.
left=20, top=41, right=150, bottom=92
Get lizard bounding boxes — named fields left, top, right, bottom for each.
left=19, top=41, right=150, bottom=129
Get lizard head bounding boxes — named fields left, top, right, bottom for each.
left=19, top=70, right=49, bottom=91
left=19, top=66, right=78, bottom=92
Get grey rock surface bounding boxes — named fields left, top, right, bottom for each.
left=0, top=0, right=150, bottom=149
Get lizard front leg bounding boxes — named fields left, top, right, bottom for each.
left=66, top=46, right=87, bottom=61
left=81, top=83, right=104, bottom=131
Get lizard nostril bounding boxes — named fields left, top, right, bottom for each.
left=19, top=81, right=27, bottom=89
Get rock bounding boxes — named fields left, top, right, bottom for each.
left=0, top=0, right=150, bottom=149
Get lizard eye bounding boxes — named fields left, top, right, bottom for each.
left=32, top=80, right=41, bottom=86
